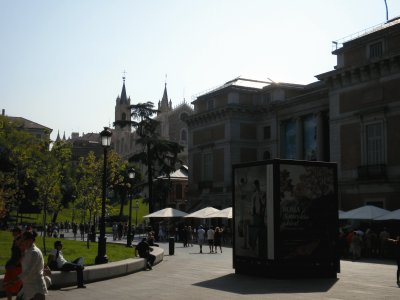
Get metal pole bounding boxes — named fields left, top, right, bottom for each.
left=127, top=194, right=133, bottom=247
left=384, top=0, right=389, bottom=21
left=95, top=146, right=109, bottom=264
left=135, top=204, right=138, bottom=227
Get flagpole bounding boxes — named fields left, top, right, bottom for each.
left=384, top=0, right=389, bottom=21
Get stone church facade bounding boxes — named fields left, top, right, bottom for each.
left=112, top=78, right=194, bottom=164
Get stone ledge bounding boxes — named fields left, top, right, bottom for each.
left=0, top=246, right=164, bottom=294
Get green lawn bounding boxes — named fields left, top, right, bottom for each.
left=10, top=199, right=149, bottom=226
left=0, top=230, right=136, bottom=275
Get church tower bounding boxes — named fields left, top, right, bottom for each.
left=115, top=76, right=131, bottom=131
left=113, top=76, right=133, bottom=158
left=158, top=83, right=172, bottom=114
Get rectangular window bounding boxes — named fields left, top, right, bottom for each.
left=303, top=115, right=317, bottom=160
left=366, top=123, right=384, bottom=165
left=369, top=41, right=383, bottom=59
left=203, top=152, right=213, bottom=181
left=263, top=126, right=271, bottom=140
left=283, top=120, right=296, bottom=159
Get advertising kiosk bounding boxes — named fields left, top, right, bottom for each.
left=233, top=159, right=339, bottom=278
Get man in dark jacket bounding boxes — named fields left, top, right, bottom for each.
left=135, top=238, right=155, bottom=270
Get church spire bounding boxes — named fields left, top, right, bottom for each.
left=120, top=75, right=128, bottom=104
left=159, top=80, right=170, bottom=113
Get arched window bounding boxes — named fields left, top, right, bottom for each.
left=122, top=113, right=126, bottom=121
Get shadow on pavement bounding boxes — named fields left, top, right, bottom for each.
left=193, top=273, right=338, bottom=295
left=341, top=258, right=396, bottom=266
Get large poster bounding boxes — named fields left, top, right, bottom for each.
left=234, top=164, right=274, bottom=259
left=278, top=163, right=337, bottom=263
left=233, top=159, right=339, bottom=278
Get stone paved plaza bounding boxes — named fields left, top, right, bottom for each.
left=38, top=239, right=400, bottom=300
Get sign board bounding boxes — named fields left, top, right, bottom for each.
left=233, top=159, right=339, bottom=278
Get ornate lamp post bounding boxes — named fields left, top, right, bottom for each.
left=134, top=200, right=139, bottom=227
left=126, top=167, right=135, bottom=247
left=95, top=127, right=112, bottom=264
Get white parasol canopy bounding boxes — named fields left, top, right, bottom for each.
left=204, top=207, right=232, bottom=219
left=339, top=205, right=389, bottom=220
left=184, top=207, right=220, bottom=218
left=338, top=210, right=346, bottom=219
left=143, top=207, right=188, bottom=218
left=374, top=208, right=400, bottom=220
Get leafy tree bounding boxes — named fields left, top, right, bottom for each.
left=106, top=150, right=129, bottom=218
left=0, top=116, right=45, bottom=225
left=115, top=102, right=183, bottom=213
left=76, top=151, right=101, bottom=247
left=33, top=142, right=62, bottom=254
left=49, top=140, right=75, bottom=223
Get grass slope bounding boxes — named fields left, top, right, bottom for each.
left=0, top=230, right=136, bottom=275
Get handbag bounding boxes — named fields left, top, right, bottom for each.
left=43, top=265, right=52, bottom=277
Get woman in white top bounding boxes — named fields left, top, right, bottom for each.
left=18, top=231, right=48, bottom=300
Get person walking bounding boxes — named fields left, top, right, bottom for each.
left=47, top=240, right=86, bottom=288
left=3, top=227, right=23, bottom=300
left=187, top=226, right=193, bottom=247
left=197, top=225, right=206, bottom=254
left=207, top=227, right=215, bottom=253
left=72, top=223, right=78, bottom=240
left=387, top=236, right=400, bottom=287
left=213, top=227, right=224, bottom=253
left=17, top=231, right=48, bottom=300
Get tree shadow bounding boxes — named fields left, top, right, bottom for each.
left=193, top=273, right=338, bottom=295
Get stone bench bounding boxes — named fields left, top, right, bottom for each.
left=0, top=246, right=164, bottom=294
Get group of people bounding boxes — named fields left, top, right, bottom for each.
left=339, top=227, right=399, bottom=260
left=3, top=227, right=86, bottom=300
left=3, top=228, right=49, bottom=300
left=196, top=226, right=224, bottom=254
left=339, top=227, right=400, bottom=286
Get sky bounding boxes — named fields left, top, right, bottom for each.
left=1, top=0, right=400, bottom=141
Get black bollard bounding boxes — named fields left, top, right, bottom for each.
left=169, top=236, right=175, bottom=255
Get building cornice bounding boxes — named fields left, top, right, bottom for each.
left=185, top=105, right=270, bottom=127
left=316, top=54, right=400, bottom=90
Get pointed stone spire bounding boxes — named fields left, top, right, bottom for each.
left=56, top=130, right=61, bottom=142
left=160, top=82, right=170, bottom=113
left=62, top=131, right=66, bottom=141
left=120, top=76, right=128, bottom=104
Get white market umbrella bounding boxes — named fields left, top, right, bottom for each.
left=143, top=207, right=188, bottom=218
left=184, top=207, right=220, bottom=218
left=339, top=205, right=389, bottom=220
left=338, top=210, right=346, bottom=219
left=205, top=207, right=232, bottom=219
left=374, top=209, right=400, bottom=220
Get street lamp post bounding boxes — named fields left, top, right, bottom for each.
left=127, top=168, right=135, bottom=247
left=95, top=127, right=112, bottom=264
left=134, top=200, right=139, bottom=227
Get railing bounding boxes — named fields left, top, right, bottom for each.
left=332, top=17, right=400, bottom=51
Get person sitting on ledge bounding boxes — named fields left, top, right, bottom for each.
left=135, top=238, right=155, bottom=270
left=47, top=240, right=86, bottom=288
